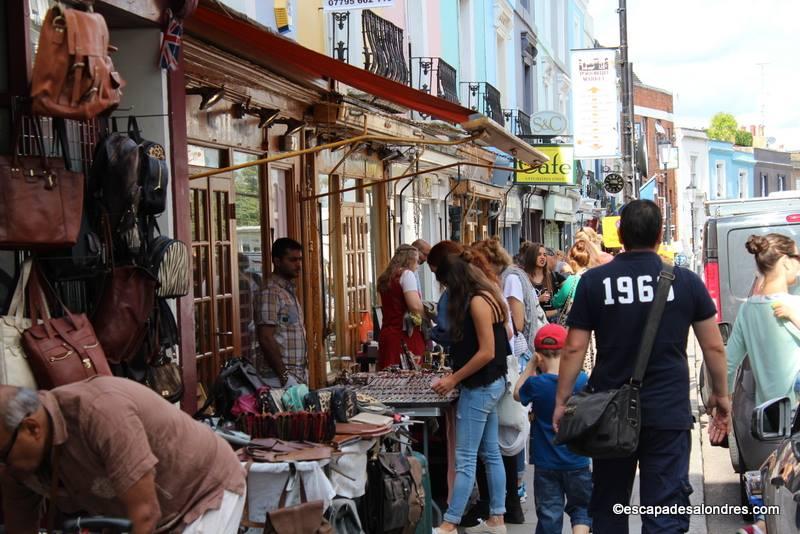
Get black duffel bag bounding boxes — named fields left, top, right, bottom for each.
left=554, top=264, right=674, bottom=459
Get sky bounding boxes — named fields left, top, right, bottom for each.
left=587, top=0, right=800, bottom=151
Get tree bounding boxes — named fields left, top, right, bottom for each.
left=735, top=129, right=753, bottom=147
left=707, top=113, right=738, bottom=143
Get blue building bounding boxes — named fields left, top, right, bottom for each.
left=707, top=141, right=756, bottom=200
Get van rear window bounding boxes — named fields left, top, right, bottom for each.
left=726, top=224, right=800, bottom=301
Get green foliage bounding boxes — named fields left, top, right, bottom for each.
left=234, top=165, right=261, bottom=227
left=707, top=113, right=738, bottom=143
left=734, top=129, right=753, bottom=147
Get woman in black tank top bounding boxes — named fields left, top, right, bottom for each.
left=432, top=252, right=509, bottom=534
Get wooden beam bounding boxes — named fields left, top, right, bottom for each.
left=168, top=61, right=197, bottom=414
left=330, top=174, right=347, bottom=372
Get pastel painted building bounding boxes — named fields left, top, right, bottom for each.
left=707, top=141, right=756, bottom=200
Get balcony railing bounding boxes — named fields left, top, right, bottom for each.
left=502, top=109, right=532, bottom=136
left=362, top=10, right=409, bottom=84
left=461, top=82, right=504, bottom=126
left=330, top=11, right=351, bottom=63
left=409, top=57, right=459, bottom=104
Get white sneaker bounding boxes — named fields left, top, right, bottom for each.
left=463, top=520, right=507, bottom=534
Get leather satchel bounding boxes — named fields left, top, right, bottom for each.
left=91, top=265, right=157, bottom=364
left=146, top=355, right=183, bottom=404
left=265, top=471, right=333, bottom=534
left=0, top=114, right=84, bottom=249
left=554, top=264, right=675, bottom=459
left=0, top=260, right=42, bottom=388
left=30, top=4, right=124, bottom=120
left=22, top=267, right=112, bottom=389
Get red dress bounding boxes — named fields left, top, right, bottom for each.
left=378, top=271, right=425, bottom=369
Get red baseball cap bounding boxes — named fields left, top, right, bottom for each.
left=534, top=324, right=568, bottom=351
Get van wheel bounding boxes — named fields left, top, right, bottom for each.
left=740, top=474, right=754, bottom=522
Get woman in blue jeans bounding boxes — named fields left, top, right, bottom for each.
left=432, top=251, right=509, bottom=534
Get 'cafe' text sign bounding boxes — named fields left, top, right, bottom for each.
left=515, top=145, right=575, bottom=185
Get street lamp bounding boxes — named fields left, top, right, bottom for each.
left=686, top=183, right=697, bottom=272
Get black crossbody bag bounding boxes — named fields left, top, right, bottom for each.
left=554, top=263, right=675, bottom=459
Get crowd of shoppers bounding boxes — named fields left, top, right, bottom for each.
left=425, top=199, right=733, bottom=534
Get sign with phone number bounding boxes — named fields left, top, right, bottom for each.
left=324, top=0, right=395, bottom=11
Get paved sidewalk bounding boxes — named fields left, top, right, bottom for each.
left=505, top=336, right=707, bottom=534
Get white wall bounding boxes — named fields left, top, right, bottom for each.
left=676, top=128, right=708, bottom=271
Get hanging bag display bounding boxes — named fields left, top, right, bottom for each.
left=0, top=112, right=84, bottom=249
left=144, top=300, right=184, bottom=403
left=0, top=260, right=46, bottom=388
left=22, top=266, right=112, bottom=389
left=30, top=3, right=124, bottom=120
left=149, top=234, right=190, bottom=298
left=554, top=264, right=675, bottom=459
left=127, top=117, right=169, bottom=215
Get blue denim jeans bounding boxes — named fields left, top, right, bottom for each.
left=444, top=376, right=507, bottom=524
left=533, top=467, right=592, bottom=534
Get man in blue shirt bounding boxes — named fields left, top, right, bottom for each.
left=516, top=324, right=592, bottom=534
left=553, top=200, right=731, bottom=533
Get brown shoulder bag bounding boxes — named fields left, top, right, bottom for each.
left=30, top=3, right=124, bottom=120
left=22, top=266, right=112, bottom=389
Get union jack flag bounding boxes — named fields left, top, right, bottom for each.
left=159, top=14, right=183, bottom=71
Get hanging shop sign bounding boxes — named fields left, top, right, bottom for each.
left=601, top=216, right=622, bottom=249
left=324, top=0, right=395, bottom=11
left=570, top=48, right=621, bottom=159
left=530, top=111, right=568, bottom=136
left=515, top=145, right=574, bottom=185
left=603, top=173, right=624, bottom=194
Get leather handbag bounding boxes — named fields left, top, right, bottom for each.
left=0, top=114, right=84, bottom=249
left=331, top=387, right=359, bottom=422
left=30, top=4, right=124, bottom=120
left=91, top=265, right=157, bottom=364
left=195, top=357, right=267, bottom=420
left=265, top=471, right=333, bottom=534
left=146, top=355, right=183, bottom=404
left=0, top=260, right=42, bottom=388
left=366, top=452, right=414, bottom=534
left=22, top=267, right=112, bottom=389
left=555, top=264, right=675, bottom=459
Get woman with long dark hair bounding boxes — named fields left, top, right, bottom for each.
left=432, top=251, right=509, bottom=534
left=522, top=243, right=564, bottom=321
left=376, top=245, right=425, bottom=369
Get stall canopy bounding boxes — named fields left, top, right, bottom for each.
left=187, top=4, right=548, bottom=167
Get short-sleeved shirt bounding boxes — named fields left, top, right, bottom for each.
left=399, top=270, right=419, bottom=293
left=567, top=251, right=717, bottom=429
left=257, top=275, right=308, bottom=383
left=0, top=377, right=245, bottom=532
left=519, top=372, right=590, bottom=470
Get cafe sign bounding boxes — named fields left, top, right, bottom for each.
left=515, top=145, right=574, bottom=185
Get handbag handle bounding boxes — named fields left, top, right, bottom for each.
left=10, top=109, right=49, bottom=174
left=277, top=465, right=309, bottom=509
left=7, top=259, right=34, bottom=329
left=630, top=263, right=675, bottom=388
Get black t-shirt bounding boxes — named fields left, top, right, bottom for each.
left=535, top=271, right=566, bottom=312
left=567, top=251, right=716, bottom=429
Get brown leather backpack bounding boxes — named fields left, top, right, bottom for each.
left=30, top=5, right=124, bottom=120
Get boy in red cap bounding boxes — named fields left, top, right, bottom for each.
left=514, top=324, right=591, bottom=534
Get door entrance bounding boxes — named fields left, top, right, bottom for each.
left=342, top=204, right=371, bottom=358
left=190, top=171, right=241, bottom=391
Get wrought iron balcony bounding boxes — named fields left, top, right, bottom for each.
left=330, top=11, right=351, bottom=63
left=502, top=109, right=532, bottom=136
left=410, top=57, right=459, bottom=104
left=362, top=10, right=409, bottom=84
left=461, top=82, right=504, bottom=126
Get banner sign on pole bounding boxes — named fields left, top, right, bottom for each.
left=515, top=145, right=575, bottom=185
left=571, top=48, right=621, bottom=159
left=324, top=0, right=395, bottom=11
left=601, top=216, right=622, bottom=249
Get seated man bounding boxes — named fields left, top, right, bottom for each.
left=0, top=376, right=246, bottom=533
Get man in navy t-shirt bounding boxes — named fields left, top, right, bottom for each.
left=552, top=200, right=731, bottom=533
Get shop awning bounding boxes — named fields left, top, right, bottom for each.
left=187, top=4, right=548, bottom=167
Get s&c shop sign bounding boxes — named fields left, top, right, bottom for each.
left=530, top=111, right=568, bottom=136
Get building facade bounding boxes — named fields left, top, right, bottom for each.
left=675, top=127, right=709, bottom=271
left=753, top=148, right=793, bottom=197
left=707, top=141, right=755, bottom=200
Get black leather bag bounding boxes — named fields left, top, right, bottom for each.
left=331, top=387, right=359, bottom=422
left=127, top=117, right=169, bottom=215
left=195, top=357, right=266, bottom=420
left=555, top=264, right=675, bottom=459
left=365, top=452, right=414, bottom=534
